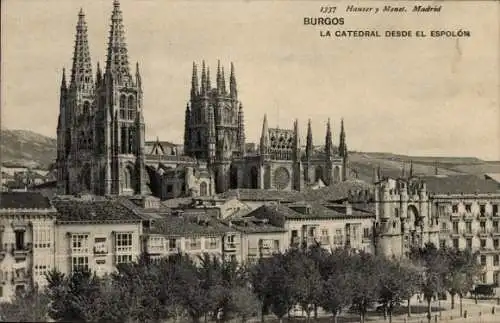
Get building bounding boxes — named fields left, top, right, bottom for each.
left=245, top=201, right=375, bottom=254
left=225, top=216, right=287, bottom=264
left=56, top=0, right=349, bottom=200
left=51, top=196, right=144, bottom=276
left=143, top=209, right=242, bottom=263
left=0, top=192, right=57, bottom=302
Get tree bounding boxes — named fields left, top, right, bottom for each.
left=285, top=249, right=323, bottom=322
left=319, top=274, right=351, bottom=323
left=410, top=243, right=449, bottom=323
left=0, top=285, right=50, bottom=322
left=444, top=248, right=482, bottom=316
left=229, top=285, right=260, bottom=323
left=378, top=259, right=419, bottom=323
left=348, top=251, right=381, bottom=323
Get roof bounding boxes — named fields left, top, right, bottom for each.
left=52, top=198, right=144, bottom=224
left=246, top=202, right=374, bottom=222
left=217, top=188, right=303, bottom=202
left=485, top=173, right=500, bottom=184
left=0, top=192, right=53, bottom=210
left=225, top=217, right=287, bottom=233
left=419, top=175, right=500, bottom=195
left=146, top=215, right=233, bottom=236
left=302, top=179, right=374, bottom=202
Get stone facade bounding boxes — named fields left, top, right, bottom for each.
left=56, top=1, right=349, bottom=200
left=0, top=192, right=57, bottom=302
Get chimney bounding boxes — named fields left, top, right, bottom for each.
left=344, top=201, right=353, bottom=216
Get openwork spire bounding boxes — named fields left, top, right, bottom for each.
left=339, top=118, right=347, bottom=158
left=230, top=62, right=237, bottom=98
left=70, top=9, right=93, bottom=88
left=191, top=62, right=199, bottom=98
left=306, top=119, right=313, bottom=159
left=325, top=118, right=333, bottom=156
left=105, top=0, right=131, bottom=82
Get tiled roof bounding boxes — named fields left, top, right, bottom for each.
left=0, top=192, right=53, bottom=209
left=162, top=197, right=195, bottom=208
left=225, top=217, right=287, bottom=233
left=246, top=202, right=374, bottom=223
left=52, top=198, right=143, bottom=224
left=146, top=215, right=233, bottom=236
left=420, top=175, right=500, bottom=195
left=302, top=179, right=374, bottom=202
left=217, top=189, right=303, bottom=201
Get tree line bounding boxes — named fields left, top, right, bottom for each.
left=0, top=243, right=483, bottom=323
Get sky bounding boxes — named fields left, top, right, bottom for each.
left=1, top=0, right=499, bottom=160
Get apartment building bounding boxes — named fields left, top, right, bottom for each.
left=0, top=192, right=57, bottom=302
left=51, top=196, right=144, bottom=276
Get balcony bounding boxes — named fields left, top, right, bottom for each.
left=290, top=237, right=301, bottom=248
left=11, top=243, right=32, bottom=260
left=11, top=269, right=31, bottom=285
left=492, top=229, right=500, bottom=236
left=478, top=229, right=490, bottom=238
left=224, top=242, right=239, bottom=252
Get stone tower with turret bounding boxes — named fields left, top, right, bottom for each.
left=57, top=0, right=146, bottom=196
left=184, top=61, right=245, bottom=193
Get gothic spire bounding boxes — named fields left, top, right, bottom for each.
left=293, top=119, right=300, bottom=147
left=221, top=66, right=226, bottom=94
left=260, top=114, right=269, bottom=154
left=61, top=68, right=67, bottom=90
left=105, top=0, right=131, bottom=81
left=339, top=118, right=347, bottom=158
left=201, top=61, right=207, bottom=95
left=191, top=62, right=198, bottom=98
left=216, top=60, right=221, bottom=92
left=206, top=67, right=211, bottom=91
left=184, top=103, right=191, bottom=153
left=237, top=103, right=245, bottom=154
left=306, top=119, right=313, bottom=159
left=135, top=62, right=142, bottom=88
left=96, top=62, right=102, bottom=86
left=70, top=8, right=93, bottom=88
left=409, top=160, right=414, bottom=177
left=230, top=62, right=237, bottom=98
left=325, top=118, right=333, bottom=156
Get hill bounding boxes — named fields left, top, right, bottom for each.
left=1, top=129, right=499, bottom=179
left=1, top=129, right=57, bottom=169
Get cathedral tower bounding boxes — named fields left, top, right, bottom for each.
left=184, top=60, right=245, bottom=192
left=58, top=1, right=146, bottom=196
left=95, top=0, right=146, bottom=195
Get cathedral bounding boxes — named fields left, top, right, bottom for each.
left=56, top=0, right=349, bottom=199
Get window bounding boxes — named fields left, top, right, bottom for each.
left=494, top=255, right=499, bottom=266
left=480, top=204, right=486, bottom=216
left=333, top=229, right=343, bottom=247
left=494, top=205, right=499, bottom=216
left=168, top=239, right=177, bottom=250
left=481, top=255, right=487, bottom=266
left=465, top=204, right=472, bottom=213
left=481, top=273, right=487, bottom=284
left=453, top=238, right=459, bottom=249
left=495, top=239, right=499, bottom=250
left=119, top=95, right=127, bottom=119
left=206, top=237, right=218, bottom=249
left=466, top=238, right=472, bottom=249
left=363, top=228, right=371, bottom=239
left=72, top=256, right=89, bottom=272
left=452, top=204, right=458, bottom=213
left=115, top=254, right=133, bottom=264
left=72, top=234, right=89, bottom=254
left=481, top=239, right=487, bottom=249
left=439, top=240, right=446, bottom=249
left=15, top=231, right=25, bottom=250
left=453, top=222, right=459, bottom=233
left=166, top=184, right=173, bottom=193
left=441, top=222, right=448, bottom=231
left=115, top=233, right=133, bottom=253
left=480, top=222, right=487, bottom=233
left=188, top=238, right=201, bottom=250
left=200, top=182, right=208, bottom=196
left=466, top=222, right=472, bottom=233
left=494, top=221, right=499, bottom=233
